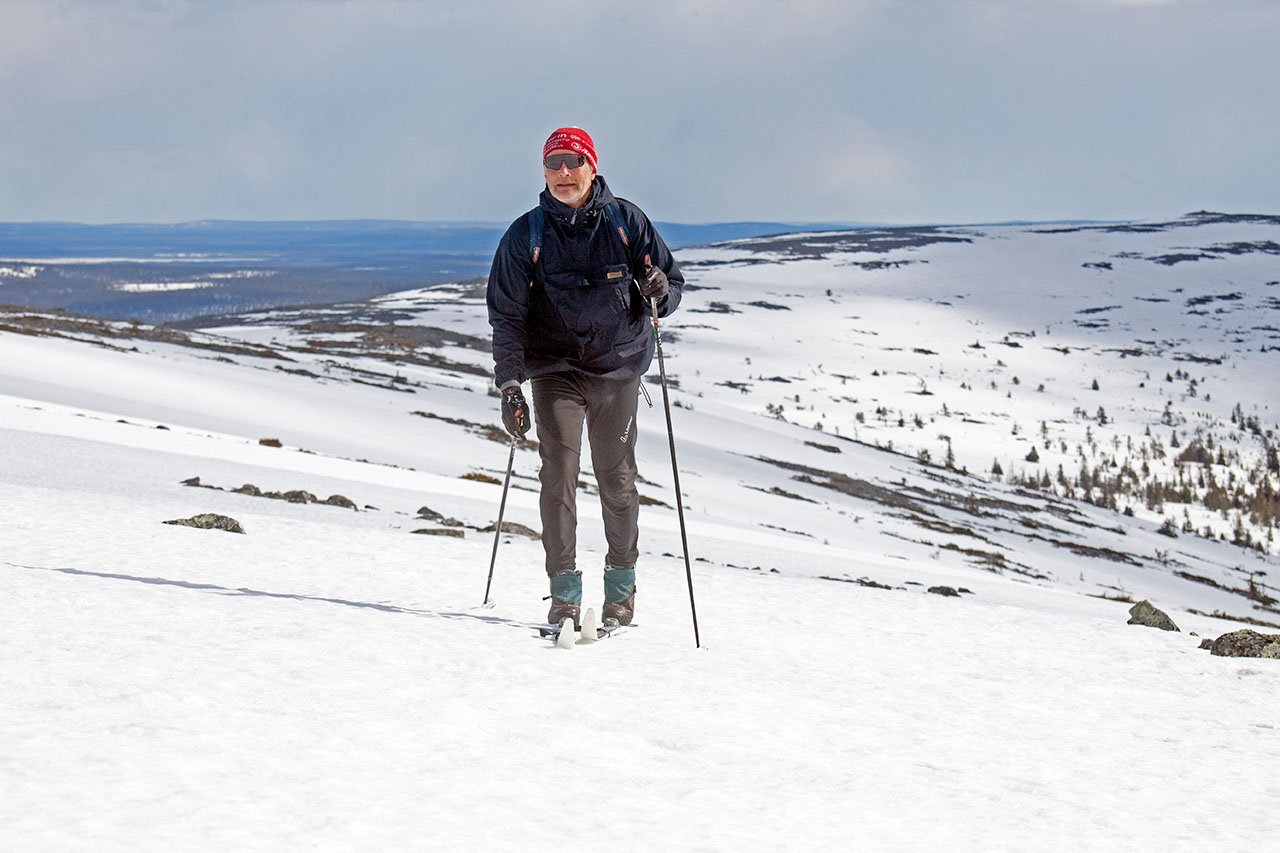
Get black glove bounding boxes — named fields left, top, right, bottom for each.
left=501, top=385, right=530, bottom=437
left=637, top=266, right=669, bottom=300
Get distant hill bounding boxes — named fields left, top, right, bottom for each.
left=0, top=218, right=870, bottom=259
left=0, top=219, right=873, bottom=322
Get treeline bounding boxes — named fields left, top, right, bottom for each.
left=1000, top=430, right=1280, bottom=554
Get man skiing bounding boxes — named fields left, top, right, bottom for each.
left=487, top=126, right=684, bottom=630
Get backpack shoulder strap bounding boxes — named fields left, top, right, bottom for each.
left=602, top=199, right=629, bottom=250
left=529, top=201, right=643, bottom=271
left=602, top=199, right=649, bottom=273
left=526, top=207, right=544, bottom=265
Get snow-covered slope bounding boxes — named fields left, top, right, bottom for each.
left=2, top=212, right=1278, bottom=849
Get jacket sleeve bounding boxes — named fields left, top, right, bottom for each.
left=624, top=202, right=683, bottom=319
left=486, top=219, right=533, bottom=389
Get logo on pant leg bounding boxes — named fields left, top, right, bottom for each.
left=620, top=416, right=633, bottom=443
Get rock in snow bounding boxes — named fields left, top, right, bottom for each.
left=1199, top=630, right=1280, bottom=659
left=163, top=513, right=246, bottom=534
left=1127, top=600, right=1180, bottom=632
left=412, top=527, right=465, bottom=538
left=478, top=520, right=541, bottom=539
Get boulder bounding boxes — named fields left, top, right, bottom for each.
left=477, top=520, right=541, bottom=539
left=412, top=528, right=465, bottom=538
left=1200, top=630, right=1280, bottom=659
left=321, top=494, right=357, bottom=510
left=164, top=513, right=245, bottom=534
left=1127, top=600, right=1180, bottom=632
left=259, top=438, right=283, bottom=448
left=928, top=585, right=961, bottom=597
left=416, top=506, right=446, bottom=522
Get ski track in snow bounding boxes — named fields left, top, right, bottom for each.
left=3, top=215, right=1279, bottom=850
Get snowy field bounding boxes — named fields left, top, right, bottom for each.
left=3, top=213, right=1278, bottom=850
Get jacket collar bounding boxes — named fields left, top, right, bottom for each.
left=539, top=174, right=616, bottom=225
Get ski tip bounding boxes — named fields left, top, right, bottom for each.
left=555, top=617, right=576, bottom=649
left=578, top=607, right=600, bottom=644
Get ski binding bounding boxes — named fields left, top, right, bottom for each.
left=536, top=606, right=632, bottom=645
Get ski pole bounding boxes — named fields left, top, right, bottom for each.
left=482, top=434, right=519, bottom=607
left=650, top=293, right=701, bottom=649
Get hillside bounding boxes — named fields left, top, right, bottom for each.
left=2, top=212, right=1278, bottom=849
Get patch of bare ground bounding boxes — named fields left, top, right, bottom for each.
left=0, top=304, right=288, bottom=360
left=298, top=320, right=487, bottom=352
left=937, top=542, right=1025, bottom=575
left=749, top=456, right=929, bottom=514
left=1088, top=591, right=1136, bottom=603
left=819, top=575, right=897, bottom=590
left=1175, top=570, right=1280, bottom=609
left=760, top=522, right=815, bottom=538
left=880, top=530, right=1044, bottom=578
left=411, top=410, right=534, bottom=447
left=744, top=484, right=820, bottom=504
left=1016, top=516, right=1081, bottom=538
left=897, top=513, right=994, bottom=542
left=722, top=562, right=782, bottom=574
left=294, top=322, right=490, bottom=376
left=1184, top=608, right=1280, bottom=630
left=899, top=484, right=1037, bottom=518
left=1016, top=531, right=1144, bottom=566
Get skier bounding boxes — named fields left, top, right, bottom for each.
left=487, top=126, right=684, bottom=630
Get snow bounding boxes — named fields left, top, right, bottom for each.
left=3, top=214, right=1279, bottom=849
left=204, top=271, right=276, bottom=280
left=0, top=265, right=40, bottom=279
left=116, top=282, right=217, bottom=293
left=3, top=417, right=1276, bottom=849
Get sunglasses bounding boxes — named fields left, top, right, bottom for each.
left=543, top=153, right=588, bottom=171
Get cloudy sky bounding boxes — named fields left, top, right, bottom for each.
left=1, top=0, right=1276, bottom=224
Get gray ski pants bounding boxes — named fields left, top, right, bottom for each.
left=531, top=372, right=641, bottom=576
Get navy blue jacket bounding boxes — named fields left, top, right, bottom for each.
left=487, top=175, right=683, bottom=389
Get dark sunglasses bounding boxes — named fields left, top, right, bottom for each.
left=543, top=153, right=587, bottom=171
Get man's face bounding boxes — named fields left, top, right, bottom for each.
left=544, top=149, right=594, bottom=209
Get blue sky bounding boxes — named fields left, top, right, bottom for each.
left=1, top=0, right=1276, bottom=224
